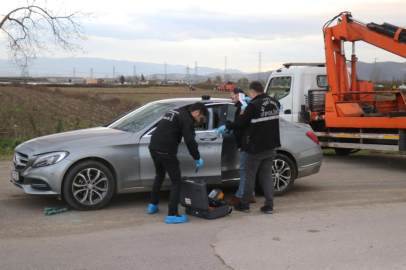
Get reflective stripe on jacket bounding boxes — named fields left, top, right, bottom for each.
left=225, top=93, right=281, bottom=154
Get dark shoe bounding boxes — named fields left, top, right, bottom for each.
left=165, top=214, right=189, bottom=224
left=228, top=196, right=241, bottom=206
left=260, top=205, right=273, bottom=214
left=234, top=202, right=250, bottom=213
left=250, top=195, right=257, bottom=203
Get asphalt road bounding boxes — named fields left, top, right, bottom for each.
left=1, top=155, right=406, bottom=270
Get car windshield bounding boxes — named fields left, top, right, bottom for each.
left=266, top=76, right=292, bottom=100
left=108, top=102, right=175, bottom=132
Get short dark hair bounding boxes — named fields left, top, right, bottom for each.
left=232, top=87, right=245, bottom=95
left=189, top=102, right=208, bottom=116
left=249, top=81, right=264, bottom=93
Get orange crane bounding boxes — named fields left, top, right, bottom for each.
left=315, top=12, right=406, bottom=152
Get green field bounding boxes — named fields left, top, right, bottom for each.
left=0, top=85, right=230, bottom=157
left=49, top=85, right=231, bottom=105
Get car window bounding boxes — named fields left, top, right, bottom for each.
left=189, top=104, right=224, bottom=131
left=142, top=104, right=225, bottom=134
left=108, top=103, right=175, bottom=132
left=266, top=76, right=292, bottom=100
left=226, top=104, right=237, bottom=123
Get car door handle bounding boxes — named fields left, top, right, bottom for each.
left=284, top=109, right=291, bottom=114
left=199, top=136, right=217, bottom=141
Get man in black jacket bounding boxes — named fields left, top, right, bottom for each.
left=227, top=88, right=257, bottom=206
left=148, top=102, right=208, bottom=223
left=217, top=81, right=281, bottom=214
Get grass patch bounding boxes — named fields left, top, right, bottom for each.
left=0, top=137, right=31, bottom=155
left=49, top=86, right=231, bottom=105
left=0, top=154, right=13, bottom=161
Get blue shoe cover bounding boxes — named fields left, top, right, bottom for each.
left=147, top=203, right=159, bottom=214
left=165, top=215, right=189, bottom=224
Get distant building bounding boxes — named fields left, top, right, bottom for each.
left=84, top=78, right=105, bottom=84
left=138, top=80, right=149, bottom=85
left=167, top=80, right=182, bottom=85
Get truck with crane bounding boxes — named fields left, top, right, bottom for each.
left=265, top=12, right=406, bottom=155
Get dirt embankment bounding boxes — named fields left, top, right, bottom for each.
left=0, top=86, right=135, bottom=138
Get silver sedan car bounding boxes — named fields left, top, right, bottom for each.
left=11, top=96, right=322, bottom=210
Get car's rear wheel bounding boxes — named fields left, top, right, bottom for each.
left=63, top=161, right=115, bottom=210
left=255, top=153, right=296, bottom=197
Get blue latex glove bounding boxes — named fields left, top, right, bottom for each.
left=229, top=130, right=234, bottom=135
left=216, top=125, right=226, bottom=134
left=243, top=96, right=251, bottom=103
left=196, top=158, right=204, bottom=168
left=241, top=105, right=247, bottom=110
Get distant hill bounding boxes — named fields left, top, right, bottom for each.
left=0, top=57, right=242, bottom=77
left=1, top=57, right=405, bottom=83
left=347, top=61, right=406, bottom=82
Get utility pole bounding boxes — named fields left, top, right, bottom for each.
left=73, top=67, right=76, bottom=78
left=194, top=61, right=198, bottom=83
left=90, top=68, right=93, bottom=78
left=224, top=56, right=227, bottom=83
left=113, top=66, right=115, bottom=79
left=373, top=58, right=378, bottom=86
left=133, top=65, right=136, bottom=84
left=258, top=52, right=262, bottom=81
left=185, top=65, right=190, bottom=84
left=164, top=62, right=167, bottom=83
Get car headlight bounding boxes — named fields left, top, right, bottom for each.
left=32, top=152, right=69, bottom=168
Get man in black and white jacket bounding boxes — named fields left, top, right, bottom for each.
left=217, top=81, right=281, bottom=214
left=148, top=102, right=208, bottom=223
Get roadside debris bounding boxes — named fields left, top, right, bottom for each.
left=44, top=206, right=70, bottom=216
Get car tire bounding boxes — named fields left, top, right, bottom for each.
left=63, top=161, right=115, bottom=211
left=255, top=153, right=296, bottom=197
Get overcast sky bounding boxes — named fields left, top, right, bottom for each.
left=1, top=0, right=405, bottom=73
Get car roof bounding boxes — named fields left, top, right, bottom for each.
left=153, top=97, right=230, bottom=106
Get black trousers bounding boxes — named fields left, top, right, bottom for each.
left=149, top=149, right=182, bottom=216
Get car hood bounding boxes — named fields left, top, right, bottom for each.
left=19, top=127, right=133, bottom=155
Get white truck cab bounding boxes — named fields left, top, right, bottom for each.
left=264, top=63, right=327, bottom=123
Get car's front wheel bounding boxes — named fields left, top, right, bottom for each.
left=255, top=153, right=296, bottom=197
left=63, top=161, right=115, bottom=210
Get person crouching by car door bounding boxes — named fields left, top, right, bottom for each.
left=147, top=102, right=208, bottom=224
left=217, top=81, right=281, bottom=214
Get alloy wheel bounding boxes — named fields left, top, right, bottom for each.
left=72, top=168, right=109, bottom=205
left=272, top=159, right=292, bottom=192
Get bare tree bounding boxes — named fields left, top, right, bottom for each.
left=0, top=1, right=89, bottom=68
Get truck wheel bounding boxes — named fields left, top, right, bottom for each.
left=334, top=148, right=353, bottom=156
left=255, top=153, right=296, bottom=197
left=63, top=161, right=115, bottom=211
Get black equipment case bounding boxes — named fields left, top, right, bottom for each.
left=180, top=178, right=231, bottom=220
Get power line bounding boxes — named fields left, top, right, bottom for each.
left=164, top=62, right=167, bottom=82
left=194, top=61, right=198, bottom=83
left=185, top=65, right=190, bottom=83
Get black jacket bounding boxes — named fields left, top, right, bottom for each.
left=232, top=102, right=244, bottom=149
left=149, top=108, right=200, bottom=160
left=226, top=93, right=281, bottom=154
